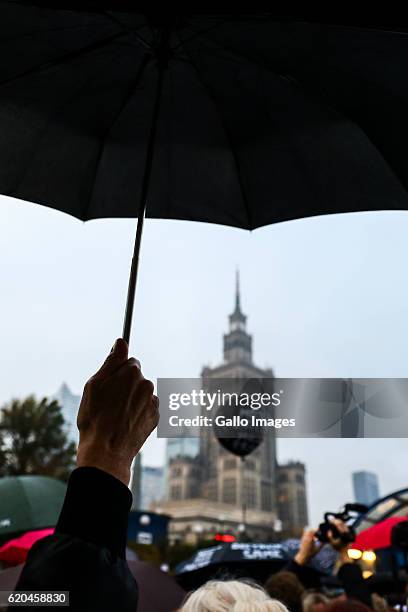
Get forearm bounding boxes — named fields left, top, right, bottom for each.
left=56, top=467, right=132, bottom=558
left=15, top=468, right=137, bottom=611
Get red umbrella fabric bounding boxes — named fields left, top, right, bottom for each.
left=0, top=529, right=54, bottom=566
left=354, top=518, right=408, bottom=551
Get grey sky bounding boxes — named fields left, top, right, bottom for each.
left=1, top=194, right=408, bottom=524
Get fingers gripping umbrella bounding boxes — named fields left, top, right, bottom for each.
left=1, top=9, right=408, bottom=341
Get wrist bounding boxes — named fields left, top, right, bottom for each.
left=338, top=549, right=351, bottom=564
left=77, top=445, right=131, bottom=486
left=294, top=552, right=308, bottom=566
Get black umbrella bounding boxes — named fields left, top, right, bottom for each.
left=1, top=9, right=408, bottom=340
left=0, top=561, right=186, bottom=612
left=175, top=542, right=287, bottom=590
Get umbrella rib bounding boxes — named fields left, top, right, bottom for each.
left=179, top=48, right=254, bottom=230
left=171, top=16, right=240, bottom=52
left=184, top=27, right=408, bottom=203
left=0, top=29, right=128, bottom=88
left=206, top=32, right=408, bottom=193
left=0, top=22, right=116, bottom=45
left=8, top=41, right=134, bottom=199
left=83, top=53, right=152, bottom=220
left=188, top=23, right=408, bottom=111
left=100, top=11, right=152, bottom=51
left=180, top=23, right=287, bottom=80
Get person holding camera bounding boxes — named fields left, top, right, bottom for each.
left=271, top=520, right=373, bottom=608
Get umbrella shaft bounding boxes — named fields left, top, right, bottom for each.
left=122, top=52, right=166, bottom=344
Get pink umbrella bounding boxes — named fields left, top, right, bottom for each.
left=0, top=529, right=54, bottom=566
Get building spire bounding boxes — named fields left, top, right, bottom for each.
left=235, top=268, right=241, bottom=312
left=224, top=269, right=252, bottom=363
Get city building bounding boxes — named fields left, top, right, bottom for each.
left=156, top=274, right=306, bottom=543
left=277, top=462, right=309, bottom=537
left=166, top=439, right=199, bottom=463
left=130, top=454, right=142, bottom=510
left=141, top=466, right=165, bottom=510
left=353, top=471, right=380, bottom=507
left=52, top=383, right=81, bottom=444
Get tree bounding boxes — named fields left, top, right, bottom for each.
left=0, top=396, right=76, bottom=481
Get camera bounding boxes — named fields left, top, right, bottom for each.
left=316, top=503, right=368, bottom=544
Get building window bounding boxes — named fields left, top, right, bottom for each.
left=170, top=485, right=182, bottom=500
left=244, top=478, right=257, bottom=509
left=223, top=478, right=237, bottom=504
left=295, top=473, right=304, bottom=484
left=297, top=490, right=308, bottom=525
left=224, top=458, right=236, bottom=470
left=261, top=484, right=272, bottom=511
left=278, top=473, right=288, bottom=483
left=171, top=467, right=182, bottom=478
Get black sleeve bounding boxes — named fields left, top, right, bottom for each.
left=338, top=563, right=372, bottom=608
left=14, top=467, right=138, bottom=611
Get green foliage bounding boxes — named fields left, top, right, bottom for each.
left=0, top=395, right=76, bottom=481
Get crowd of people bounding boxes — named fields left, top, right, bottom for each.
left=177, top=519, right=382, bottom=612
left=11, top=340, right=407, bottom=611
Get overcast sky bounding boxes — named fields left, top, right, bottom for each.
left=1, top=194, right=408, bottom=524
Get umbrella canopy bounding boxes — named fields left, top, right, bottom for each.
left=0, top=561, right=186, bottom=612
left=1, top=10, right=408, bottom=225
left=0, top=476, right=66, bottom=543
left=0, top=529, right=54, bottom=566
left=175, top=542, right=287, bottom=590
left=353, top=517, right=408, bottom=551
left=2, top=9, right=408, bottom=338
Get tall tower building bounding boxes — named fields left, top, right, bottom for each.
left=130, top=454, right=142, bottom=510
left=200, top=272, right=277, bottom=520
left=157, top=274, right=279, bottom=542
left=52, top=383, right=81, bottom=444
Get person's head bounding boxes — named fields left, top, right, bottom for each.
left=179, top=579, right=289, bottom=612
left=264, top=571, right=305, bottom=612
left=302, top=592, right=329, bottom=612
left=327, top=600, right=372, bottom=612
left=371, top=593, right=389, bottom=612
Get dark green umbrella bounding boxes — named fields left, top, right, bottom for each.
left=0, top=476, right=66, bottom=543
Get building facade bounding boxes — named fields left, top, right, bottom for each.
left=52, top=383, right=81, bottom=444
left=157, top=274, right=284, bottom=542
left=140, top=466, right=165, bottom=510
left=353, top=471, right=380, bottom=507
left=277, top=462, right=309, bottom=537
left=130, top=454, right=142, bottom=510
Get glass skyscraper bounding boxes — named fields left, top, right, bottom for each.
left=353, top=471, right=380, bottom=507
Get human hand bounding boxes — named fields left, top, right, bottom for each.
left=76, top=339, right=159, bottom=486
left=295, top=529, right=322, bottom=566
